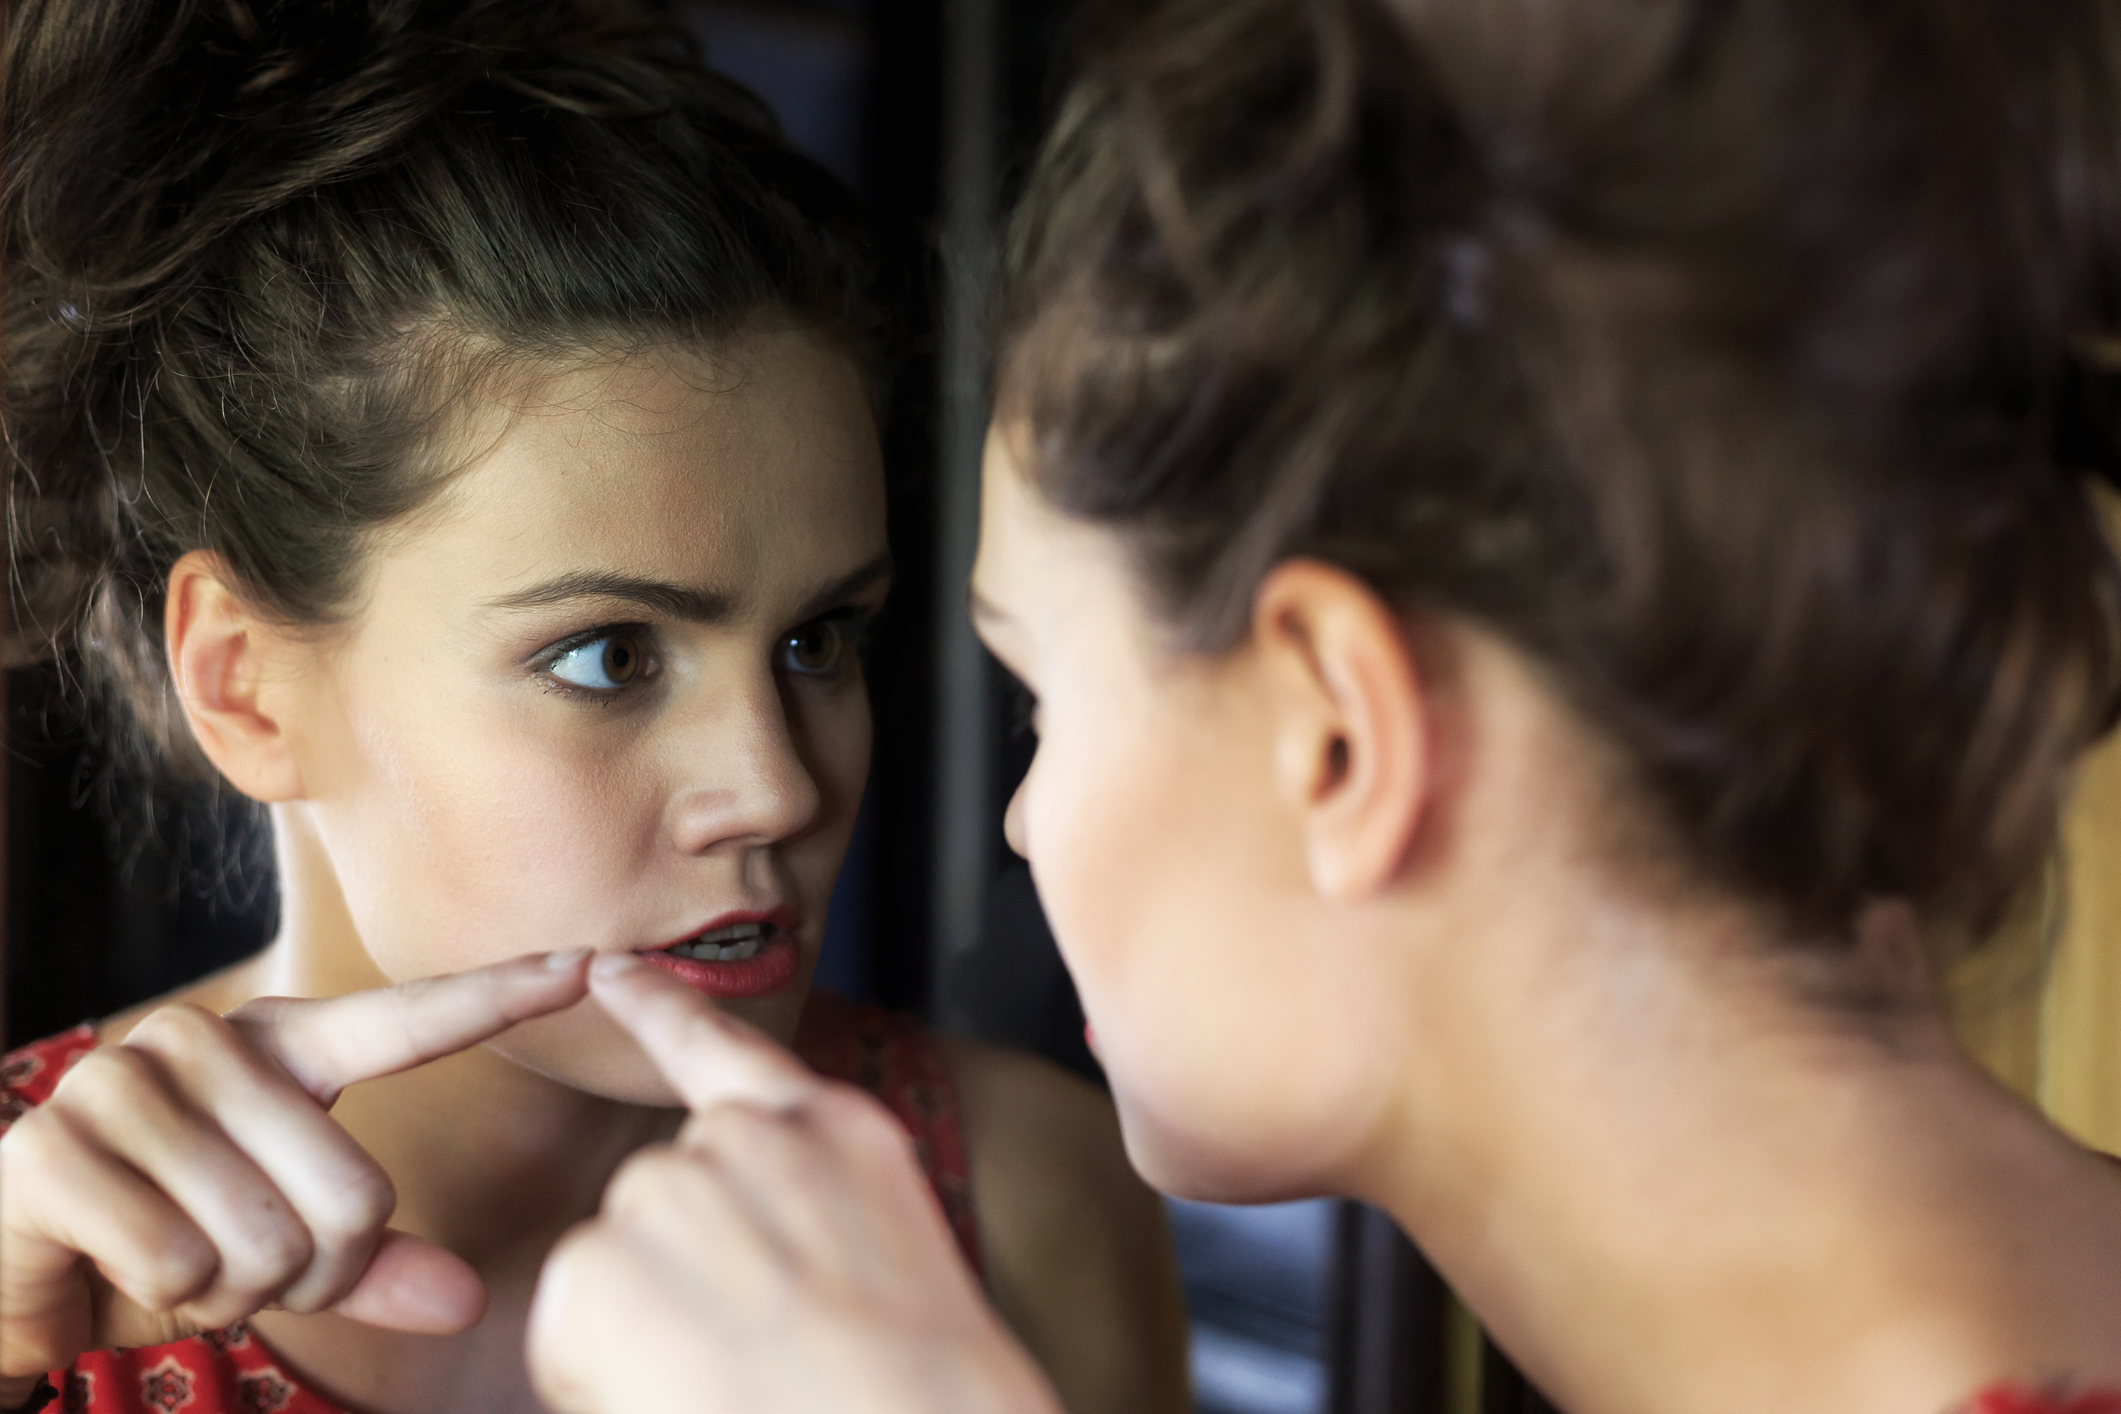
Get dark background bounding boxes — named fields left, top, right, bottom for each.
left=2, top=4, right=1554, bottom=1411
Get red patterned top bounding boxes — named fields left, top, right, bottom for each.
left=1967, top=1394, right=2121, bottom=1414
left=0, top=990, right=978, bottom=1414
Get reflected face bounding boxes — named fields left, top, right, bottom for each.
left=281, top=331, right=885, bottom=1102
left=970, top=430, right=1400, bottom=1201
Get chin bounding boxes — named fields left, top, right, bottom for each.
left=480, top=1007, right=688, bottom=1105
left=476, top=969, right=818, bottom=1106
left=1115, top=1096, right=1336, bottom=1205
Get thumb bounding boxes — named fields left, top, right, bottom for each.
left=328, top=1229, right=485, bottom=1334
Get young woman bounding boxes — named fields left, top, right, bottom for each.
left=0, top=2, right=1187, bottom=1411
left=522, top=0, right=2121, bottom=1412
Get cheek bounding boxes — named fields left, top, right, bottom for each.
left=313, top=681, right=662, bottom=980
left=1025, top=698, right=1392, bottom=1201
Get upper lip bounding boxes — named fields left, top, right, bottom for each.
left=638, top=906, right=802, bottom=953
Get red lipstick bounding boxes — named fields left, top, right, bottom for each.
left=635, top=908, right=801, bottom=999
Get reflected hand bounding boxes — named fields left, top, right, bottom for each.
left=527, top=955, right=1062, bottom=1414
left=0, top=952, right=591, bottom=1381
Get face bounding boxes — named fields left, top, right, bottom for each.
left=970, top=429, right=1409, bottom=1201
left=278, top=330, right=885, bottom=1102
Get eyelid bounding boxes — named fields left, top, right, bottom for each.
left=794, top=605, right=876, bottom=646
left=533, top=621, right=653, bottom=665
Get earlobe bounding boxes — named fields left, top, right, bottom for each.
left=165, top=551, right=306, bottom=803
left=1254, top=561, right=1428, bottom=902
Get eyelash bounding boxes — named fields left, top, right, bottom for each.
left=532, top=609, right=878, bottom=705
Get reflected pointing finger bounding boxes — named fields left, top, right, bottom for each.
left=587, top=954, right=816, bottom=1115
left=226, top=950, right=592, bottom=1105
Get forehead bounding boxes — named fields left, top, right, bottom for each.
left=404, top=331, right=884, bottom=602
left=974, top=424, right=1153, bottom=649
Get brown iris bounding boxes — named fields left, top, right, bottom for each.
left=601, top=634, right=641, bottom=684
left=784, top=621, right=843, bottom=674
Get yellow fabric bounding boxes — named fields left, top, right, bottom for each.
left=1956, top=487, right=2121, bottom=1154
left=2035, top=715, right=2121, bottom=1151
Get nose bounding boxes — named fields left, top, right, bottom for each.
left=663, top=675, right=823, bottom=854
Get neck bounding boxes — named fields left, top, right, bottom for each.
left=1356, top=882, right=2121, bottom=1414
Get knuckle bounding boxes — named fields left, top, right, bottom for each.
left=691, top=1101, right=774, bottom=1149
left=816, top=1085, right=906, bottom=1153
left=219, top=996, right=289, bottom=1030
left=55, top=1044, right=163, bottom=1110
left=126, top=1003, right=231, bottom=1056
left=218, top=1217, right=312, bottom=1300
left=0, top=1106, right=67, bottom=1171
left=311, top=1162, right=397, bottom=1241
left=607, top=1145, right=706, bottom=1220
left=129, top=1227, right=219, bottom=1310
left=543, top=1219, right=654, bottom=1321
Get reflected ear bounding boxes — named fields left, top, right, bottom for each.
left=164, top=550, right=306, bottom=803
left=1253, top=560, right=1427, bottom=901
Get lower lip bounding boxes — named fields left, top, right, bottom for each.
left=636, top=934, right=800, bottom=999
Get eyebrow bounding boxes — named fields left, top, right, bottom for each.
left=482, top=551, right=894, bottom=625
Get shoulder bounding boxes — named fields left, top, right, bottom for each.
left=939, top=1035, right=1163, bottom=1280
left=939, top=1034, right=1139, bottom=1198
left=2, top=962, right=270, bottom=1129
left=938, top=1035, right=1191, bottom=1414
left=95, top=957, right=269, bottom=1047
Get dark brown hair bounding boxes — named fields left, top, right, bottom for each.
left=4, top=0, right=873, bottom=782
left=1001, top=0, right=2121, bottom=940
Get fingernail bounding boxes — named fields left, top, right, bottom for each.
left=544, top=948, right=591, bottom=971
left=591, top=951, right=643, bottom=982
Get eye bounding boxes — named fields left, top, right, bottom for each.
left=780, top=616, right=860, bottom=677
left=547, top=630, right=653, bottom=692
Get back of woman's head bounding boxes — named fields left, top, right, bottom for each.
left=1001, top=0, right=2121, bottom=944
left=5, top=0, right=871, bottom=780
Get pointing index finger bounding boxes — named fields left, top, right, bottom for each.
left=226, top=951, right=593, bottom=1105
left=587, top=953, right=817, bottom=1114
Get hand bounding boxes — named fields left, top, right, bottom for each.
left=527, top=955, right=1063, bottom=1414
left=0, top=951, right=591, bottom=1381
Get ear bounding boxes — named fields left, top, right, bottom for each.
left=164, top=550, right=306, bottom=802
left=1253, top=560, right=1427, bottom=902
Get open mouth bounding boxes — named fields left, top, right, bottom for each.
left=662, top=919, right=775, bottom=963
left=634, top=911, right=801, bottom=999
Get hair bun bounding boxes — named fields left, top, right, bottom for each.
left=5, top=0, right=692, bottom=328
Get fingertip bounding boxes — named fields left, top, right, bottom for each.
left=588, top=950, right=646, bottom=986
